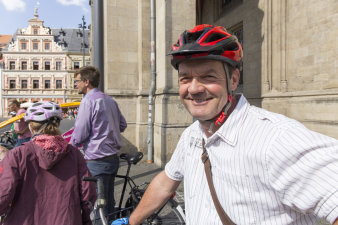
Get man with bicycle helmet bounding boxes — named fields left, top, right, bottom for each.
left=0, top=101, right=96, bottom=225
left=123, top=25, right=338, bottom=225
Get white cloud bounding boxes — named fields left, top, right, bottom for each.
left=1, top=0, right=26, bottom=12
left=56, top=0, right=88, bottom=12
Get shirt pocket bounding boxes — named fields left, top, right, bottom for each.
left=184, top=151, right=204, bottom=199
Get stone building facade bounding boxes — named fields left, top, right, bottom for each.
left=1, top=9, right=90, bottom=116
left=0, top=35, right=12, bottom=116
left=97, top=0, right=338, bottom=166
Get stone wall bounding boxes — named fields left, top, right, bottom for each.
left=199, top=0, right=338, bottom=138
left=100, top=0, right=337, bottom=166
left=153, top=0, right=196, bottom=166
left=101, top=0, right=196, bottom=165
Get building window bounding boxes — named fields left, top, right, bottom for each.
left=74, top=62, right=80, bottom=70
left=33, top=61, right=39, bottom=70
left=56, top=61, right=62, bottom=70
left=33, top=80, right=39, bottom=89
left=44, top=80, right=50, bottom=89
left=33, top=43, right=38, bottom=50
left=21, top=80, right=27, bottom=89
left=9, top=80, right=16, bottom=89
left=45, top=43, right=50, bottom=50
left=9, top=61, right=15, bottom=70
left=21, top=43, right=27, bottom=50
left=56, top=80, right=62, bottom=89
left=21, top=61, right=27, bottom=70
left=34, top=29, right=38, bottom=35
left=86, top=61, right=90, bottom=66
left=45, top=61, right=50, bottom=70
left=215, top=0, right=243, bottom=21
left=221, top=0, right=243, bottom=10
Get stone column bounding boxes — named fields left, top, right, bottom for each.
left=153, top=0, right=196, bottom=166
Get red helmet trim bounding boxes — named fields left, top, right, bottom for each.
left=197, top=27, right=231, bottom=46
left=189, top=24, right=213, bottom=33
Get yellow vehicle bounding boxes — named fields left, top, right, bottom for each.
left=0, top=102, right=80, bottom=129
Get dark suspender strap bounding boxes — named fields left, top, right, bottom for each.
left=201, top=139, right=236, bottom=225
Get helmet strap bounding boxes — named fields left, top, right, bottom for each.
left=207, top=63, right=235, bottom=134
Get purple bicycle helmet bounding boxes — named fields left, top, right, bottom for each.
left=24, top=101, right=63, bottom=123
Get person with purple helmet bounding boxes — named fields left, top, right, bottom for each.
left=0, top=101, right=97, bottom=225
left=114, top=24, right=338, bottom=225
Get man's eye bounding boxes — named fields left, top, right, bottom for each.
left=179, top=77, right=191, bottom=82
left=205, top=75, right=216, bottom=79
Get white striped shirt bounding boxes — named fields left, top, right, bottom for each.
left=165, top=95, right=338, bottom=225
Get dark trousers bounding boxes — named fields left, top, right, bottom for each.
left=87, top=154, right=119, bottom=221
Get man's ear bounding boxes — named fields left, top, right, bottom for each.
left=230, top=68, right=240, bottom=92
left=84, top=79, right=90, bottom=87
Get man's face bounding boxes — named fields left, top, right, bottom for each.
left=8, top=103, right=17, bottom=113
left=178, top=59, right=232, bottom=121
left=74, top=74, right=87, bottom=94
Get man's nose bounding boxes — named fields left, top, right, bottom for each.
left=188, top=78, right=205, bottom=94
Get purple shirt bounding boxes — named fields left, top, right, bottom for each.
left=70, top=88, right=127, bottom=160
left=14, top=108, right=31, bottom=139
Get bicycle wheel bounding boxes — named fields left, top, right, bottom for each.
left=144, top=199, right=185, bottom=225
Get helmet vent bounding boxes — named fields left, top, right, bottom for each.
left=202, top=33, right=227, bottom=44
left=186, top=30, right=205, bottom=43
left=43, top=106, right=53, bottom=110
left=32, top=102, right=43, bottom=107
left=223, top=42, right=239, bottom=51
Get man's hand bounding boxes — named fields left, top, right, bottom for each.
left=111, top=218, right=129, bottom=225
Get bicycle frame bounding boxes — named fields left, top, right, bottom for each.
left=83, top=176, right=108, bottom=225
left=115, top=163, right=138, bottom=210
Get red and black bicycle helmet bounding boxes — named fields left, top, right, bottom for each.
left=169, top=24, right=243, bottom=132
left=169, top=24, right=243, bottom=70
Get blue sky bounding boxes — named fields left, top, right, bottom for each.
left=0, top=0, right=91, bottom=35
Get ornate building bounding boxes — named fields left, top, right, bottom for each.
left=1, top=7, right=90, bottom=115
left=0, top=35, right=12, bottom=116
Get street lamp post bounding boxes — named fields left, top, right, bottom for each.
left=79, top=16, right=87, bottom=67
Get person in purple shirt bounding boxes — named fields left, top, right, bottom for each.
left=70, top=66, right=127, bottom=220
left=8, top=100, right=31, bottom=147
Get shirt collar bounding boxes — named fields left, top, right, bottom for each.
left=199, top=94, right=250, bottom=146
left=83, top=88, right=100, bottom=98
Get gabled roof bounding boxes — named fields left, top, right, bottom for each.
left=52, top=28, right=90, bottom=53
left=0, top=35, right=12, bottom=48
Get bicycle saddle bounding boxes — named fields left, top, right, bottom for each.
left=120, top=152, right=143, bottom=165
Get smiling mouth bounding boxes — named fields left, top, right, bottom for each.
left=186, top=97, right=212, bottom=104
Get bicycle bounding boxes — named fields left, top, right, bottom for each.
left=0, top=131, right=15, bottom=150
left=83, top=176, right=109, bottom=225
left=84, top=152, right=185, bottom=225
